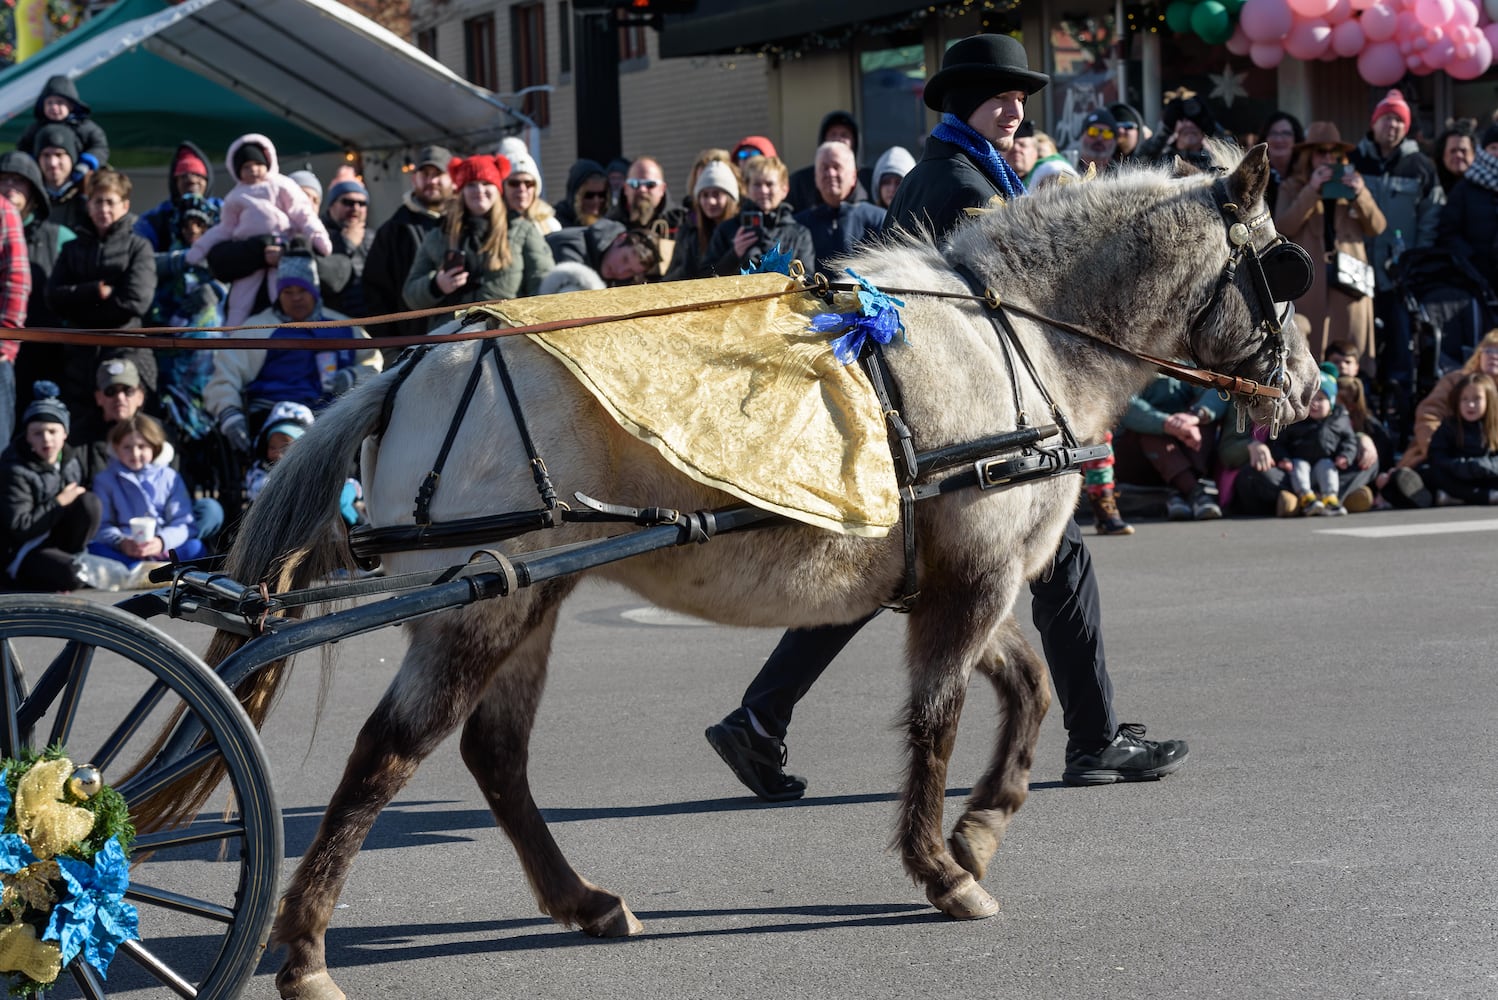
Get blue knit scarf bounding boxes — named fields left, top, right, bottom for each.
left=930, top=113, right=1028, bottom=201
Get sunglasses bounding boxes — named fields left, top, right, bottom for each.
left=626, top=178, right=661, bottom=190
left=102, top=384, right=138, bottom=398
left=1115, top=122, right=1138, bottom=131
left=1084, top=125, right=1115, bottom=140
left=506, top=178, right=537, bottom=188
left=339, top=198, right=367, bottom=208
left=735, top=148, right=763, bottom=161
left=579, top=189, right=608, bottom=201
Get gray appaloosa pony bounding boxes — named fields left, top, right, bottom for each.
left=150, top=144, right=1318, bottom=999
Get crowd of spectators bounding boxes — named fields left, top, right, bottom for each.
left=2, top=67, right=1496, bottom=590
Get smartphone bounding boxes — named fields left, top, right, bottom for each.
left=442, top=249, right=465, bottom=272
left=740, top=210, right=765, bottom=230
left=1322, top=178, right=1356, bottom=200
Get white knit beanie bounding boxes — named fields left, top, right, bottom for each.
left=693, top=160, right=738, bottom=200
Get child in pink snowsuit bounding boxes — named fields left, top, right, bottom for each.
left=185, top=133, right=330, bottom=324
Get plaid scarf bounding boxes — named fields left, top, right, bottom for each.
left=1463, top=149, right=1498, bottom=194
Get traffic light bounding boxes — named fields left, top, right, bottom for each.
left=572, top=0, right=697, bottom=11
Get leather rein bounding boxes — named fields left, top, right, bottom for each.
left=2, top=184, right=1294, bottom=414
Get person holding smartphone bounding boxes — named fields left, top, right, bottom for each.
left=402, top=154, right=554, bottom=329
left=702, top=155, right=816, bottom=277
left=1275, top=121, right=1386, bottom=366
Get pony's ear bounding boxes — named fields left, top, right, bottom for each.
left=1226, top=143, right=1271, bottom=209
left=1171, top=156, right=1201, bottom=177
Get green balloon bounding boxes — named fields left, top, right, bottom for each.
left=1166, top=0, right=1195, bottom=33
left=1191, top=0, right=1232, bottom=42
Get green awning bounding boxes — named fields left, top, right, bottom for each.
left=0, top=0, right=522, bottom=158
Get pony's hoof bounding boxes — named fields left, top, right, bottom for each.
left=949, top=819, right=999, bottom=881
left=279, top=970, right=347, bottom=1000
left=580, top=899, right=644, bottom=938
left=926, top=875, right=999, bottom=920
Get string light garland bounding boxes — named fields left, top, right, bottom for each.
left=719, top=0, right=1021, bottom=61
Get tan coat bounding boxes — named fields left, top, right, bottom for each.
left=1275, top=178, right=1386, bottom=372
left=1398, top=368, right=1468, bottom=470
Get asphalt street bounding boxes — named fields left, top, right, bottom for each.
left=40, top=506, right=1498, bottom=999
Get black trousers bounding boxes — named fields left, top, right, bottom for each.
left=742, top=518, right=1117, bottom=753
left=13, top=492, right=102, bottom=592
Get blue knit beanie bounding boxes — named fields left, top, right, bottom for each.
left=276, top=251, right=319, bottom=300
left=22, top=380, right=69, bottom=433
left=1318, top=362, right=1338, bottom=407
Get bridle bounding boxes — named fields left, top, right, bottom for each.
left=1185, top=176, right=1314, bottom=436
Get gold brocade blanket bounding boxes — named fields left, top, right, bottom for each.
left=470, top=273, right=899, bottom=536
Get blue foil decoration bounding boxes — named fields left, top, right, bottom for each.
left=812, top=268, right=908, bottom=365
left=0, top=831, right=38, bottom=876
left=742, top=243, right=794, bottom=276
left=46, top=837, right=139, bottom=975
left=0, top=767, right=11, bottom=825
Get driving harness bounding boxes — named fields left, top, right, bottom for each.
left=349, top=179, right=1312, bottom=610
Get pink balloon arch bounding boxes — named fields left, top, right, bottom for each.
left=1229, top=0, right=1493, bottom=81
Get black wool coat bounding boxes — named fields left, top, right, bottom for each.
left=1435, top=178, right=1498, bottom=289
left=883, top=136, right=1003, bottom=242
left=0, top=440, right=89, bottom=565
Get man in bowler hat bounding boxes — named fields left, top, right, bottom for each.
left=705, top=34, right=1189, bottom=799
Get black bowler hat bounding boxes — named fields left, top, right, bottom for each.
left=924, top=34, right=1050, bottom=112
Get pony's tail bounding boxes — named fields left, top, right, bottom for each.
left=131, top=377, right=393, bottom=834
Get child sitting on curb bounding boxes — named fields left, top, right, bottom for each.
left=1271, top=364, right=1359, bottom=516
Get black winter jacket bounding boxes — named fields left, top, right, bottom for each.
left=701, top=202, right=816, bottom=278
left=1270, top=405, right=1359, bottom=466
left=45, top=213, right=158, bottom=415
left=47, top=213, right=155, bottom=330
left=1435, top=178, right=1498, bottom=289
left=794, top=200, right=886, bottom=279
left=1426, top=417, right=1498, bottom=482
left=546, top=219, right=627, bottom=283
left=17, top=76, right=109, bottom=170
left=0, top=440, right=88, bottom=566
left=363, top=200, right=444, bottom=350
left=883, top=136, right=1000, bottom=242
left=317, top=218, right=374, bottom=317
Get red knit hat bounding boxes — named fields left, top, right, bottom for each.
left=733, top=135, right=778, bottom=161
left=1371, top=89, right=1411, bottom=130
left=174, top=150, right=209, bottom=178
left=448, top=154, right=511, bottom=189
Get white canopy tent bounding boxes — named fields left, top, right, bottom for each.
left=0, top=0, right=527, bottom=154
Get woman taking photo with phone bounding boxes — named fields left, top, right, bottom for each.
left=702, top=155, right=816, bottom=277
left=404, top=154, right=554, bottom=328
left=1275, top=121, right=1386, bottom=367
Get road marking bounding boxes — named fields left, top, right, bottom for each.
left=1317, top=518, right=1498, bottom=539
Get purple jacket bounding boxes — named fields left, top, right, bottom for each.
left=90, top=457, right=196, bottom=552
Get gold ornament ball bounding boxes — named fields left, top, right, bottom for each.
left=67, top=765, right=102, bottom=799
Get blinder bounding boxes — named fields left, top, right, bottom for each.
left=1258, top=240, right=1314, bottom=303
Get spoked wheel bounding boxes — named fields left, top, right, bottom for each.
left=0, top=595, right=280, bottom=1000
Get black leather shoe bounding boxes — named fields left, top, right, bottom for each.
left=705, top=708, right=808, bottom=802
left=1063, top=723, right=1189, bottom=786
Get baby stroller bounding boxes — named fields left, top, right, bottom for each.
left=1395, top=246, right=1498, bottom=400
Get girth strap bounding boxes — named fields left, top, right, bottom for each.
left=858, top=341, right=920, bottom=612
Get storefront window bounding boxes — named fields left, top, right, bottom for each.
left=859, top=41, right=927, bottom=162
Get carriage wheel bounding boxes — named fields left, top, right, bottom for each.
left=0, top=595, right=281, bottom=1000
